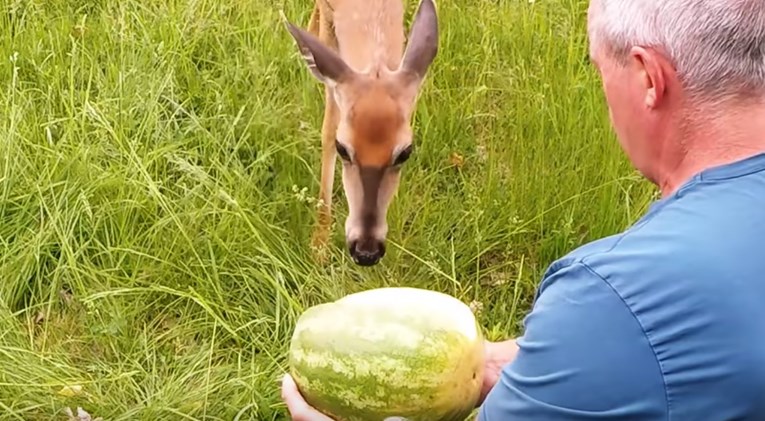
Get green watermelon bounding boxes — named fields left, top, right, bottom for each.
left=288, top=287, right=485, bottom=421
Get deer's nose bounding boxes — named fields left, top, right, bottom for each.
left=349, top=238, right=386, bottom=266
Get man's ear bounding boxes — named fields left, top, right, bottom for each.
left=630, top=46, right=669, bottom=109
left=284, top=19, right=354, bottom=87
left=394, top=0, right=439, bottom=88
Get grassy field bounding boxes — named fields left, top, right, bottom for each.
left=0, top=0, right=657, bottom=419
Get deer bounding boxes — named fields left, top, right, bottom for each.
left=282, top=0, right=439, bottom=267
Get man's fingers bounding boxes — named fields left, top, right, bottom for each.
left=280, top=373, right=298, bottom=398
left=281, top=375, right=410, bottom=421
left=281, top=374, right=307, bottom=412
left=281, top=374, right=333, bottom=421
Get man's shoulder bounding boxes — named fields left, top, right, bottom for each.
left=536, top=226, right=635, bottom=300
left=480, top=243, right=670, bottom=420
left=527, top=174, right=765, bottom=420
left=544, top=170, right=765, bottom=293
left=540, top=232, right=622, bottom=283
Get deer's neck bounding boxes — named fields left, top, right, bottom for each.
left=331, top=0, right=406, bottom=73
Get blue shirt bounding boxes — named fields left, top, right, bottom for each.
left=479, top=152, right=765, bottom=421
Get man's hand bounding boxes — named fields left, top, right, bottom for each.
left=281, top=373, right=334, bottom=421
left=478, top=339, right=519, bottom=406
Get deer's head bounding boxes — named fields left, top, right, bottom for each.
left=286, top=0, right=438, bottom=266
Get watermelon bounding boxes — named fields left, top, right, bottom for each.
left=288, top=287, right=485, bottom=421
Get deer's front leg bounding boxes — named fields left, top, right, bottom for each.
left=309, top=12, right=341, bottom=264
left=311, top=84, right=339, bottom=263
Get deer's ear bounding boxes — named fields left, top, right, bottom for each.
left=284, top=21, right=354, bottom=86
left=396, top=0, right=439, bottom=87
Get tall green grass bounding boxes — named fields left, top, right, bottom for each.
left=0, top=0, right=656, bottom=419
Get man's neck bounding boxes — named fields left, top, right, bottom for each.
left=658, top=100, right=765, bottom=197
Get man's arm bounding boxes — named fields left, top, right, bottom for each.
left=477, top=262, right=668, bottom=420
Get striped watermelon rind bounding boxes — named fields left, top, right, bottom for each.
left=288, top=287, right=485, bottom=421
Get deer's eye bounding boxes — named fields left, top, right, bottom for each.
left=393, top=144, right=413, bottom=166
left=336, top=140, right=352, bottom=162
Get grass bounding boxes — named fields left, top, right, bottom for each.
left=0, top=0, right=657, bottom=419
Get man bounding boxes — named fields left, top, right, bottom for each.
left=282, top=0, right=765, bottom=419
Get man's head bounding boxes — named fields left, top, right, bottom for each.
left=587, top=0, right=765, bottom=187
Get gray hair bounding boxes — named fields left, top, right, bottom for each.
left=588, top=0, right=765, bottom=103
